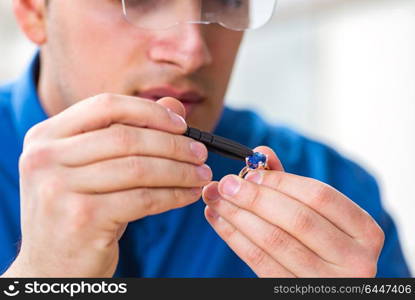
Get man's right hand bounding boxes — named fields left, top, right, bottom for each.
left=3, top=94, right=211, bottom=277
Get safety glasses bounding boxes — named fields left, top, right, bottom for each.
left=121, top=0, right=277, bottom=31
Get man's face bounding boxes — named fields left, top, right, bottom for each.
left=42, top=0, right=244, bottom=132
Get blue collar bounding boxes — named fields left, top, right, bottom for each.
left=10, top=53, right=48, bottom=148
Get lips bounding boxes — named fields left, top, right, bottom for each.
left=136, top=87, right=204, bottom=117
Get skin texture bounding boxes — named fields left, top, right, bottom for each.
left=40, top=0, right=242, bottom=132
left=3, top=0, right=384, bottom=277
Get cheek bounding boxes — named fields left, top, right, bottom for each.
left=187, top=30, right=242, bottom=130
left=49, top=3, right=151, bottom=96
left=206, top=30, right=243, bottom=86
left=209, top=29, right=243, bottom=63
left=205, top=29, right=243, bottom=90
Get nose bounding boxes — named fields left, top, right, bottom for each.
left=148, top=23, right=213, bottom=74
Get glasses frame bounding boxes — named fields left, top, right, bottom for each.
left=120, top=0, right=278, bottom=31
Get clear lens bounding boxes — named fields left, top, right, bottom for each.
left=122, top=0, right=277, bottom=31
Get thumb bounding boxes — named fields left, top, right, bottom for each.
left=253, top=146, right=284, bottom=172
left=156, top=97, right=186, bottom=120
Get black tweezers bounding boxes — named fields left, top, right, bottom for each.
left=183, top=127, right=253, bottom=161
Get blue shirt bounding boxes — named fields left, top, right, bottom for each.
left=0, top=55, right=411, bottom=277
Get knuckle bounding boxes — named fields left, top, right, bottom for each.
left=121, top=188, right=156, bottom=218
left=309, top=182, right=334, bottom=209
left=174, top=188, right=201, bottom=208
left=92, top=235, right=116, bottom=252
left=127, top=156, right=144, bottom=178
left=24, top=122, right=45, bottom=145
left=246, top=246, right=267, bottom=268
left=38, top=176, right=66, bottom=201
left=172, top=188, right=195, bottom=207
left=19, top=144, right=54, bottom=175
left=270, top=171, right=285, bottom=190
left=172, top=187, right=186, bottom=204
left=110, top=125, right=134, bottom=154
left=220, top=223, right=237, bottom=240
left=167, top=134, right=180, bottom=157
left=245, top=185, right=262, bottom=211
left=93, top=93, right=117, bottom=123
left=140, top=189, right=158, bottom=215
left=292, top=207, right=314, bottom=234
left=364, top=219, right=385, bottom=252
left=179, top=163, right=193, bottom=184
left=189, top=191, right=202, bottom=204
left=67, top=195, right=95, bottom=232
left=374, top=226, right=385, bottom=250
left=95, top=93, right=116, bottom=106
left=264, top=227, right=289, bottom=252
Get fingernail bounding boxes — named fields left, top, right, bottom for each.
left=206, top=206, right=220, bottom=219
left=190, top=142, right=207, bottom=161
left=196, top=164, right=212, bottom=181
left=204, top=184, right=221, bottom=203
left=245, top=171, right=263, bottom=184
left=168, top=108, right=186, bottom=127
left=221, top=176, right=241, bottom=196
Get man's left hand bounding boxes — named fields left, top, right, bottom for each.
left=202, top=146, right=384, bottom=277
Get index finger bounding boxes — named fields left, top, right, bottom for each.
left=45, top=94, right=187, bottom=138
left=245, top=170, right=376, bottom=239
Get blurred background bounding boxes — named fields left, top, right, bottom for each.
left=1, top=0, right=414, bottom=273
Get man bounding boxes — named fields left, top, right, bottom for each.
left=0, top=0, right=410, bottom=277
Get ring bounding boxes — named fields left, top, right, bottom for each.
left=239, top=152, right=270, bottom=179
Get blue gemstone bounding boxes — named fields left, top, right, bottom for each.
left=247, top=152, right=267, bottom=169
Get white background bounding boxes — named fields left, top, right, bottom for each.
left=1, top=0, right=414, bottom=274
